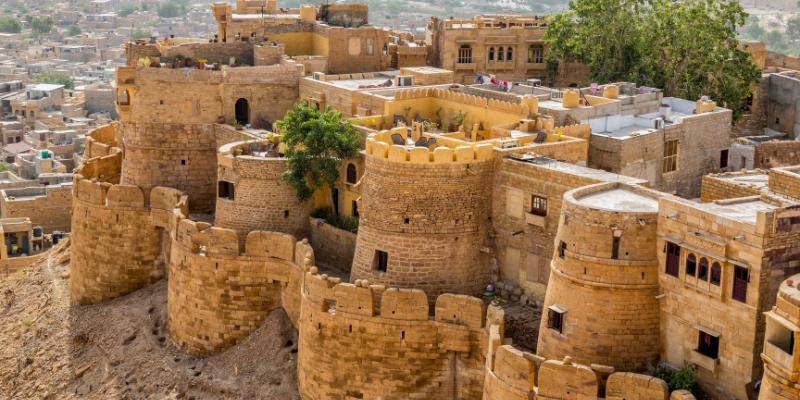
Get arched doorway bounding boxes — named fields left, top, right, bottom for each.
left=235, top=98, right=249, bottom=125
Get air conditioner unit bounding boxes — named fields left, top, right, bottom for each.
left=312, top=72, right=324, bottom=81
left=397, top=76, right=413, bottom=87
left=654, top=118, right=665, bottom=130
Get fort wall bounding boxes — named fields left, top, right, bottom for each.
left=214, top=140, right=312, bottom=241
left=700, top=171, right=766, bottom=202
left=758, top=274, right=800, bottom=400
left=350, top=137, right=495, bottom=299
left=297, top=271, right=488, bottom=400
left=537, top=182, right=662, bottom=371
left=167, top=219, right=312, bottom=355
left=69, top=149, right=187, bottom=305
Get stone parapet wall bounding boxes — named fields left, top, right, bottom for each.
left=394, top=86, right=532, bottom=116
left=167, top=214, right=312, bottom=355
left=297, top=271, right=488, bottom=400
left=483, top=316, right=689, bottom=400
left=351, top=141, right=494, bottom=299
left=769, top=167, right=800, bottom=200
left=69, top=152, right=187, bottom=305
left=537, top=182, right=662, bottom=371
left=700, top=171, right=766, bottom=202
left=309, top=217, right=356, bottom=272
left=84, top=121, right=121, bottom=159
left=759, top=274, right=800, bottom=400
left=754, top=141, right=800, bottom=169
left=214, top=140, right=312, bottom=241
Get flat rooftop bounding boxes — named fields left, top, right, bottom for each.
left=509, top=156, right=647, bottom=185
left=697, top=198, right=777, bottom=224
left=575, top=187, right=659, bottom=213
left=714, top=171, right=770, bottom=191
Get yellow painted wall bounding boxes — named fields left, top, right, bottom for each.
left=383, top=97, right=524, bottom=132
left=267, top=32, right=329, bottom=57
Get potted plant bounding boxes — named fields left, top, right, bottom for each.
left=138, top=56, right=151, bottom=68
left=233, top=120, right=243, bottom=130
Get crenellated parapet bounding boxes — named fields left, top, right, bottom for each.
left=214, top=139, right=312, bottom=241
left=393, top=87, right=532, bottom=116
left=483, top=311, right=693, bottom=400
left=84, top=122, right=122, bottom=159
left=351, top=131, right=495, bottom=299
left=70, top=153, right=189, bottom=305
left=297, top=269, right=489, bottom=400
left=166, top=212, right=314, bottom=355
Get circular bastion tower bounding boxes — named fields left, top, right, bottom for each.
left=214, top=140, right=312, bottom=241
left=537, top=182, right=662, bottom=371
left=349, top=130, right=495, bottom=299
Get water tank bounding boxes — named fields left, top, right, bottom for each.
left=32, top=226, right=43, bottom=237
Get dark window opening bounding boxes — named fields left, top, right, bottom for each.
left=720, top=149, right=729, bottom=168
left=710, top=262, right=721, bottom=286
left=235, top=98, right=249, bottom=125
left=352, top=200, right=359, bottom=217
left=488, top=47, right=495, bottom=62
left=698, top=257, right=709, bottom=281
left=403, top=217, right=409, bottom=224
left=284, top=210, right=289, bottom=218
left=697, top=331, right=719, bottom=359
left=611, top=236, right=620, bottom=260
left=733, top=265, right=748, bottom=303
left=506, top=47, right=513, bottom=61
left=180, top=159, right=186, bottom=165
left=332, top=188, right=340, bottom=216
left=218, top=181, right=235, bottom=200
left=373, top=250, right=388, bottom=272
left=558, top=241, right=566, bottom=259
left=346, top=163, right=357, bottom=184
left=531, top=195, right=547, bottom=217
left=686, top=253, right=697, bottom=277
left=547, top=308, right=564, bottom=334
left=665, top=242, right=680, bottom=277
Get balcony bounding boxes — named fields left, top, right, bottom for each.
left=765, top=341, right=795, bottom=372
left=525, top=212, right=545, bottom=228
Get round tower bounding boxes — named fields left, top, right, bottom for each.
left=214, top=140, right=312, bottom=241
left=537, top=182, right=661, bottom=371
left=759, top=274, right=800, bottom=399
left=349, top=132, right=495, bottom=299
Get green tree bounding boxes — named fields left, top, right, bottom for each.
left=34, top=72, right=75, bottom=90
left=66, top=24, right=81, bottom=36
left=131, top=28, right=152, bottom=40
left=545, top=0, right=761, bottom=122
left=741, top=15, right=765, bottom=39
left=0, top=16, right=22, bottom=33
left=31, top=16, right=54, bottom=35
left=157, top=1, right=184, bottom=18
left=787, top=16, right=800, bottom=45
left=118, top=4, right=138, bottom=17
left=276, top=103, right=361, bottom=206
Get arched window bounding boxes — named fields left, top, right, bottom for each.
left=710, top=262, right=722, bottom=286
left=488, top=47, right=495, bottom=62
left=685, top=253, right=696, bottom=276
left=506, top=47, right=513, bottom=61
left=457, top=45, right=472, bottom=64
left=346, top=163, right=357, bottom=184
left=235, top=98, right=249, bottom=125
left=497, top=46, right=504, bottom=61
left=698, top=257, right=709, bottom=281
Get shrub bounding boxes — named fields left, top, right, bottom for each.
left=312, top=207, right=358, bottom=233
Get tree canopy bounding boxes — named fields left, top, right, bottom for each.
left=157, top=1, right=184, bottom=19
left=0, top=16, right=21, bottom=33
left=30, top=16, right=53, bottom=35
left=34, top=72, right=75, bottom=90
left=545, top=0, right=761, bottom=122
left=276, top=103, right=361, bottom=202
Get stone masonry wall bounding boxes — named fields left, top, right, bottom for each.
left=70, top=151, right=185, bottom=305
left=350, top=139, right=495, bottom=300
left=120, top=123, right=218, bottom=213
left=215, top=141, right=312, bottom=242
left=769, top=168, right=800, bottom=200
left=754, top=141, right=800, bottom=168
left=700, top=173, right=765, bottom=202
left=167, top=220, right=310, bottom=356
left=309, top=217, right=356, bottom=272
left=297, top=272, right=488, bottom=400
left=537, top=183, right=662, bottom=371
